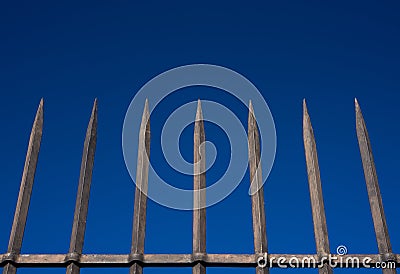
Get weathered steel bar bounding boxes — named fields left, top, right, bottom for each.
left=302, top=100, right=333, bottom=274
left=248, top=101, right=269, bottom=274
left=3, top=99, right=44, bottom=274
left=2, top=99, right=399, bottom=273
left=193, top=100, right=206, bottom=274
left=66, top=99, right=98, bottom=274
left=1, top=253, right=398, bottom=268
left=130, top=99, right=151, bottom=274
left=355, top=99, right=396, bottom=274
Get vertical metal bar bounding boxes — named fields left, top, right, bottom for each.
left=66, top=99, right=98, bottom=274
left=193, top=100, right=206, bottom=274
left=130, top=99, right=150, bottom=274
left=248, top=101, right=269, bottom=274
left=355, top=99, right=396, bottom=274
left=3, top=99, right=44, bottom=274
left=302, top=100, right=333, bottom=274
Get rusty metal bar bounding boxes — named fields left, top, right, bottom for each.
left=193, top=100, right=206, bottom=274
left=3, top=99, right=44, bottom=274
left=355, top=99, right=396, bottom=274
left=66, top=99, right=98, bottom=274
left=248, top=101, right=269, bottom=274
left=2, top=99, right=398, bottom=273
left=1, top=253, right=399, bottom=268
left=302, top=100, right=333, bottom=274
left=130, top=99, right=151, bottom=274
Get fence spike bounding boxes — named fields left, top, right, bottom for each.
left=303, top=100, right=333, bottom=274
left=66, top=99, right=98, bottom=274
left=355, top=99, right=396, bottom=274
left=248, top=101, right=269, bottom=274
left=130, top=99, right=151, bottom=274
left=193, top=99, right=206, bottom=274
left=3, top=99, right=44, bottom=274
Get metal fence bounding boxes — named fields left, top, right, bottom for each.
left=0, top=98, right=398, bottom=274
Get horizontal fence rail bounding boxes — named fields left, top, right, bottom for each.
left=1, top=98, right=398, bottom=274
left=1, top=253, right=399, bottom=268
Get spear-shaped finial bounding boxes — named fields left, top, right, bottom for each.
left=303, top=100, right=332, bottom=274
left=3, top=99, right=44, bottom=274
left=355, top=99, right=396, bottom=274
left=193, top=99, right=206, bottom=274
left=248, top=100, right=269, bottom=274
left=66, top=99, right=98, bottom=274
left=130, top=99, right=150, bottom=274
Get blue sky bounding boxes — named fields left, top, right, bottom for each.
left=0, top=1, right=399, bottom=274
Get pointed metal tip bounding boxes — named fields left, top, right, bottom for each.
left=303, top=99, right=309, bottom=117
left=248, top=100, right=258, bottom=139
left=195, top=99, right=203, bottom=120
left=355, top=98, right=364, bottom=120
left=37, top=98, right=44, bottom=117
left=36, top=98, right=44, bottom=122
left=144, top=98, right=149, bottom=115
left=354, top=98, right=365, bottom=130
left=249, top=100, right=254, bottom=113
left=91, top=98, right=98, bottom=118
left=355, top=97, right=360, bottom=111
left=140, top=99, right=150, bottom=129
left=248, top=100, right=257, bottom=129
left=302, top=99, right=312, bottom=135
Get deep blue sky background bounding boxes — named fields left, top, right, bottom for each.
left=1, top=1, right=399, bottom=274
